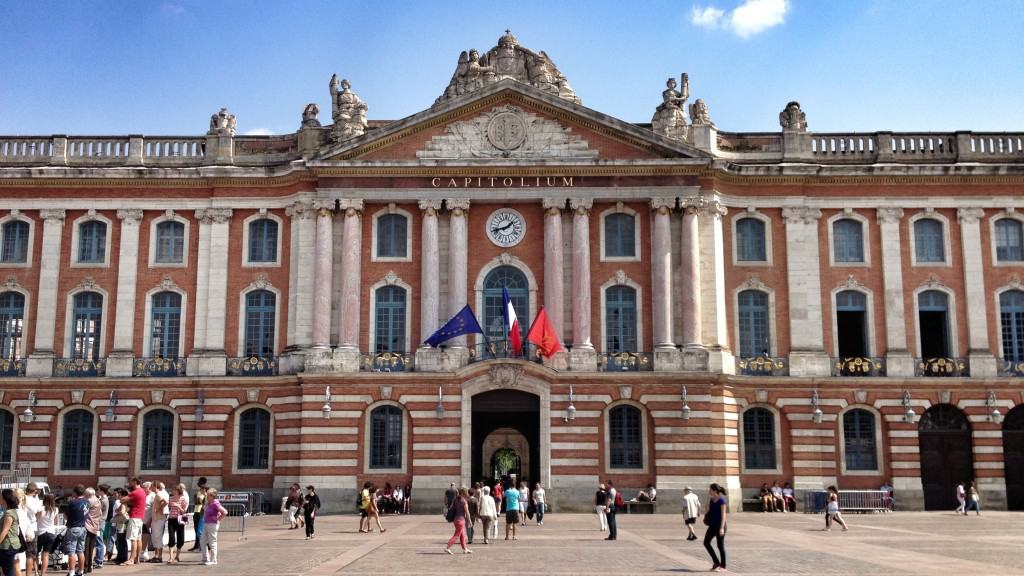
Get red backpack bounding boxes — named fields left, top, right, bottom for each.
left=614, top=491, right=624, bottom=509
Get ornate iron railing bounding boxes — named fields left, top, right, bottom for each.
left=735, top=356, right=788, bottom=376
left=915, top=357, right=969, bottom=377
left=598, top=352, right=653, bottom=372
left=360, top=352, right=413, bottom=372
left=832, top=357, right=886, bottom=377
left=0, top=359, right=25, bottom=377
left=467, top=340, right=543, bottom=364
left=53, top=358, right=106, bottom=377
left=999, top=359, right=1024, bottom=377
left=227, top=356, right=278, bottom=376
left=133, top=357, right=186, bottom=377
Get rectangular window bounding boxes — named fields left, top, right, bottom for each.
left=604, top=213, right=636, bottom=258
left=155, top=221, right=185, bottom=264
left=833, top=219, right=864, bottom=263
left=1, top=221, right=29, bottom=263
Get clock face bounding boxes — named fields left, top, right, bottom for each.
left=486, top=208, right=526, bottom=248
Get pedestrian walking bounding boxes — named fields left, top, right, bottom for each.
left=477, top=486, right=497, bottom=545
left=200, top=488, right=228, bottom=566
left=503, top=482, right=520, bottom=541
left=167, top=483, right=190, bottom=563
left=703, top=483, right=728, bottom=572
left=358, top=481, right=372, bottom=533
left=37, top=493, right=60, bottom=576
left=965, top=481, right=982, bottom=515
left=533, top=482, right=546, bottom=526
left=955, top=481, right=966, bottom=514
left=682, top=486, right=701, bottom=541
left=444, top=487, right=472, bottom=555
left=595, top=483, right=608, bottom=532
left=605, top=480, right=620, bottom=541
left=303, top=486, right=321, bottom=539
left=367, top=485, right=387, bottom=533
left=0, top=489, right=22, bottom=576
left=287, top=484, right=304, bottom=530
left=113, top=490, right=130, bottom=565
left=23, top=483, right=42, bottom=576
left=84, top=486, right=103, bottom=571
left=518, top=481, right=529, bottom=526
left=491, top=481, right=504, bottom=540
left=825, top=487, right=848, bottom=532
left=467, top=485, right=479, bottom=544
left=188, top=478, right=207, bottom=552
left=64, top=485, right=89, bottom=576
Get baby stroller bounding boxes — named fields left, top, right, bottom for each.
left=47, top=525, right=69, bottom=571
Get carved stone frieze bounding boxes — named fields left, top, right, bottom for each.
left=75, top=276, right=100, bottom=292
left=957, top=207, right=985, bottom=224
left=782, top=206, right=822, bottom=224
left=2, top=276, right=22, bottom=291
left=569, top=197, right=593, bottom=214
left=158, top=275, right=180, bottom=291
left=418, top=199, right=443, bottom=215
left=613, top=270, right=629, bottom=285
left=876, top=207, right=904, bottom=224
left=246, top=273, right=272, bottom=291
left=40, top=209, right=66, bottom=222
left=489, top=364, right=524, bottom=387
left=285, top=200, right=315, bottom=219
left=839, top=275, right=866, bottom=291
left=739, top=274, right=768, bottom=291
left=116, top=209, right=143, bottom=223
left=196, top=208, right=233, bottom=225
left=337, top=199, right=364, bottom=215
left=447, top=198, right=471, bottom=215
left=650, top=197, right=676, bottom=213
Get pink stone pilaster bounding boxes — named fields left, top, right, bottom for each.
left=447, top=199, right=470, bottom=347
left=312, top=204, right=334, bottom=348
left=680, top=204, right=702, bottom=346
left=338, top=200, right=363, bottom=349
left=543, top=199, right=565, bottom=341
left=650, top=198, right=675, bottom=348
left=419, top=200, right=442, bottom=345
left=570, top=198, right=593, bottom=349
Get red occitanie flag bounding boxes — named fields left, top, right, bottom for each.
left=527, top=306, right=564, bottom=358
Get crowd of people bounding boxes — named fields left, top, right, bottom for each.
left=0, top=476, right=231, bottom=576
left=757, top=481, right=798, bottom=513
left=440, top=477, right=546, bottom=554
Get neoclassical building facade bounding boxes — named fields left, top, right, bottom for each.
left=2, top=32, right=1024, bottom=511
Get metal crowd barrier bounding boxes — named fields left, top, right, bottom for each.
left=803, top=490, right=893, bottom=514
left=218, top=501, right=249, bottom=540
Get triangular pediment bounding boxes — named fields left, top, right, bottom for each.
left=315, top=79, right=711, bottom=163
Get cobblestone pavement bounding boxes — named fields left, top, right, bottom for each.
left=105, top=511, right=1024, bottom=575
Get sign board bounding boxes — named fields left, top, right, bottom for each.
left=218, top=492, right=251, bottom=504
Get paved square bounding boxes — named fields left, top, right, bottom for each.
left=109, top=511, right=1024, bottom=575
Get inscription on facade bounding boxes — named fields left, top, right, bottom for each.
left=430, top=176, right=576, bottom=188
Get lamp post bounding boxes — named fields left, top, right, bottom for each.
left=811, top=389, right=823, bottom=424
left=987, top=391, right=1002, bottom=423
left=322, top=385, right=333, bottom=420
left=565, top=384, right=577, bottom=422
left=435, top=386, right=445, bottom=419
left=20, top=390, right=37, bottom=423
left=196, top=390, right=206, bottom=423
left=902, top=390, right=916, bottom=424
left=681, top=385, right=691, bottom=421
left=105, top=390, right=119, bottom=422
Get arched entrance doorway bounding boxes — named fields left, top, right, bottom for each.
left=470, top=389, right=539, bottom=486
left=918, top=404, right=974, bottom=510
left=1003, top=405, right=1024, bottom=510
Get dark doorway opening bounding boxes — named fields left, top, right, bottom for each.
left=837, top=311, right=868, bottom=357
left=471, top=389, right=539, bottom=486
left=918, top=404, right=974, bottom=510
left=1003, top=406, right=1024, bottom=510
left=919, top=311, right=949, bottom=357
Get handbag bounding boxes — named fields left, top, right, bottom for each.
left=444, top=504, right=457, bottom=523
left=15, top=529, right=26, bottom=554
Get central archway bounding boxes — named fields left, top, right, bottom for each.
left=918, top=404, right=974, bottom=510
left=470, top=389, right=539, bottom=485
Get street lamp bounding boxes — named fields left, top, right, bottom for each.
left=902, top=390, right=916, bottom=424
left=196, top=390, right=206, bottom=423
left=565, top=384, right=577, bottom=422
left=811, top=389, right=823, bottom=424
left=435, top=386, right=445, bottom=419
left=105, top=390, right=119, bottom=422
left=322, top=385, right=333, bottom=420
left=987, top=391, right=1002, bottom=423
left=20, top=390, right=37, bottom=423
left=681, top=385, right=691, bottom=421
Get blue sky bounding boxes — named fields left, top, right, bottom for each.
left=1, top=0, right=1022, bottom=136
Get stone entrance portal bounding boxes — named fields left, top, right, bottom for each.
left=470, top=389, right=540, bottom=485
left=482, top=428, right=530, bottom=482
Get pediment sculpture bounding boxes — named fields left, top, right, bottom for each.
left=207, top=107, right=237, bottom=136
left=779, top=101, right=808, bottom=132
left=329, top=75, right=368, bottom=141
left=651, top=74, right=690, bottom=141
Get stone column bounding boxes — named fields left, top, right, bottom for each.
left=877, top=208, right=913, bottom=376
left=782, top=206, right=830, bottom=376
left=650, top=197, right=681, bottom=370
left=187, top=208, right=232, bottom=376
left=282, top=200, right=315, bottom=374
left=446, top=199, right=471, bottom=368
left=680, top=202, right=702, bottom=346
left=26, top=209, right=65, bottom=377
left=697, top=198, right=729, bottom=372
left=542, top=198, right=568, bottom=369
left=312, top=202, right=335, bottom=348
left=333, top=199, right=363, bottom=371
left=419, top=200, right=442, bottom=345
left=568, top=198, right=596, bottom=370
left=106, top=209, right=144, bottom=377
left=959, top=207, right=996, bottom=376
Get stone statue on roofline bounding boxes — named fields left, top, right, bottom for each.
left=779, top=101, right=808, bottom=132
left=329, top=74, right=368, bottom=141
left=301, top=103, right=321, bottom=128
left=651, top=74, right=690, bottom=141
left=690, top=98, right=714, bottom=127
left=207, top=107, right=237, bottom=136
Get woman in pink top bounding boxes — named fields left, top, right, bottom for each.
left=166, top=484, right=190, bottom=564
left=200, top=489, right=228, bottom=566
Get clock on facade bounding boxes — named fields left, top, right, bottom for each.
left=485, top=208, right=526, bottom=247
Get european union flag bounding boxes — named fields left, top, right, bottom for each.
left=423, top=305, right=484, bottom=347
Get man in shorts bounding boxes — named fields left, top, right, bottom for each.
left=24, top=483, right=42, bottom=576
left=357, top=482, right=372, bottom=533
left=64, top=485, right=90, bottom=575
left=121, top=477, right=148, bottom=565
left=503, top=483, right=520, bottom=541
left=682, top=486, right=701, bottom=541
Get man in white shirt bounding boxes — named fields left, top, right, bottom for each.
left=682, top=486, right=701, bottom=541
left=24, top=483, right=43, bottom=576
left=141, top=481, right=154, bottom=562
left=151, top=481, right=170, bottom=563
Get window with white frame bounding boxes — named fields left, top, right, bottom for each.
left=742, top=407, right=776, bottom=469
left=0, top=220, right=29, bottom=264
left=605, top=285, right=637, bottom=353
left=918, top=290, right=950, bottom=358
left=913, top=218, right=945, bottom=263
left=1000, top=290, right=1024, bottom=362
left=608, top=404, right=643, bottom=469
left=995, top=218, right=1024, bottom=262
left=604, top=213, right=636, bottom=259
left=247, top=218, right=278, bottom=263
left=0, top=410, right=12, bottom=464
left=71, top=291, right=103, bottom=360
left=374, top=286, right=407, bottom=353
left=244, top=290, right=276, bottom=357
left=78, top=220, right=107, bottom=264
left=736, top=217, right=767, bottom=262
left=376, top=213, right=408, bottom=259
left=61, top=409, right=94, bottom=471
left=0, top=291, right=25, bottom=361
left=832, top=218, right=864, bottom=263
left=150, top=291, right=182, bottom=358
left=369, top=405, right=403, bottom=469
left=237, top=407, right=271, bottom=470
left=140, top=409, right=175, bottom=470
left=843, top=408, right=878, bottom=471
left=737, top=289, right=770, bottom=358
left=154, top=220, right=185, bottom=264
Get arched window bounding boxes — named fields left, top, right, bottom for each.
left=605, top=285, right=637, bottom=353
left=483, top=266, right=529, bottom=342
left=244, top=290, right=276, bottom=357
left=737, top=290, right=769, bottom=357
left=843, top=409, right=877, bottom=471
left=918, top=290, right=950, bottom=358
left=736, top=217, right=766, bottom=262
left=140, top=409, right=175, bottom=470
left=608, top=404, right=642, bottom=469
left=374, top=286, right=407, bottom=353
left=604, top=213, right=636, bottom=258
left=248, top=219, right=278, bottom=263
left=154, top=221, right=185, bottom=264
left=0, top=292, right=25, bottom=360
left=914, top=218, right=944, bottom=263
left=743, top=407, right=776, bottom=470
left=61, top=409, right=94, bottom=471
left=833, top=218, right=864, bottom=263
left=0, top=220, right=29, bottom=263
left=369, top=405, right=403, bottom=469
left=836, top=290, right=868, bottom=357
left=0, top=410, right=13, bottom=465
left=1001, top=290, right=1024, bottom=362
left=237, top=408, right=270, bottom=470
left=150, top=291, right=182, bottom=358
left=72, top=291, right=103, bottom=360
left=376, top=214, right=408, bottom=258
left=78, top=220, right=107, bottom=263
left=996, top=218, right=1024, bottom=262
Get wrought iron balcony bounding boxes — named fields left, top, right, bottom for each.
left=915, top=357, right=969, bottom=377
left=598, top=352, right=653, bottom=372
left=0, top=358, right=25, bottom=377
left=361, top=352, right=413, bottom=372
left=832, top=357, right=886, bottom=377
left=735, top=356, right=789, bottom=376
left=133, top=357, right=186, bottom=377
left=467, top=340, right=543, bottom=364
left=227, top=356, right=278, bottom=376
left=999, top=359, right=1024, bottom=377
left=53, top=358, right=106, bottom=377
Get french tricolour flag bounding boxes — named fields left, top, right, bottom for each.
left=502, top=287, right=523, bottom=356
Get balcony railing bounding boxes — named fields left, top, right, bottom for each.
left=227, top=356, right=278, bottom=376
left=468, top=340, right=543, bottom=364
left=598, top=352, right=653, bottom=372
left=999, top=360, right=1024, bottom=377
left=0, top=359, right=25, bottom=377
left=360, top=352, right=413, bottom=372
left=53, top=358, right=106, bottom=377
left=735, top=356, right=789, bottom=376
left=832, top=357, right=886, bottom=377
left=915, top=357, right=970, bottom=377
left=133, top=357, right=186, bottom=377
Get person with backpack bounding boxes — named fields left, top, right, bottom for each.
left=303, top=486, right=321, bottom=540
left=0, top=489, right=23, bottom=576
left=605, top=480, right=621, bottom=541
left=357, top=481, right=372, bottom=533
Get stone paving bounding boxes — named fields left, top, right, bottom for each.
left=104, top=511, right=1024, bottom=575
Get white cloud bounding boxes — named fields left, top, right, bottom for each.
left=691, top=0, right=788, bottom=38
left=243, top=128, right=274, bottom=136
